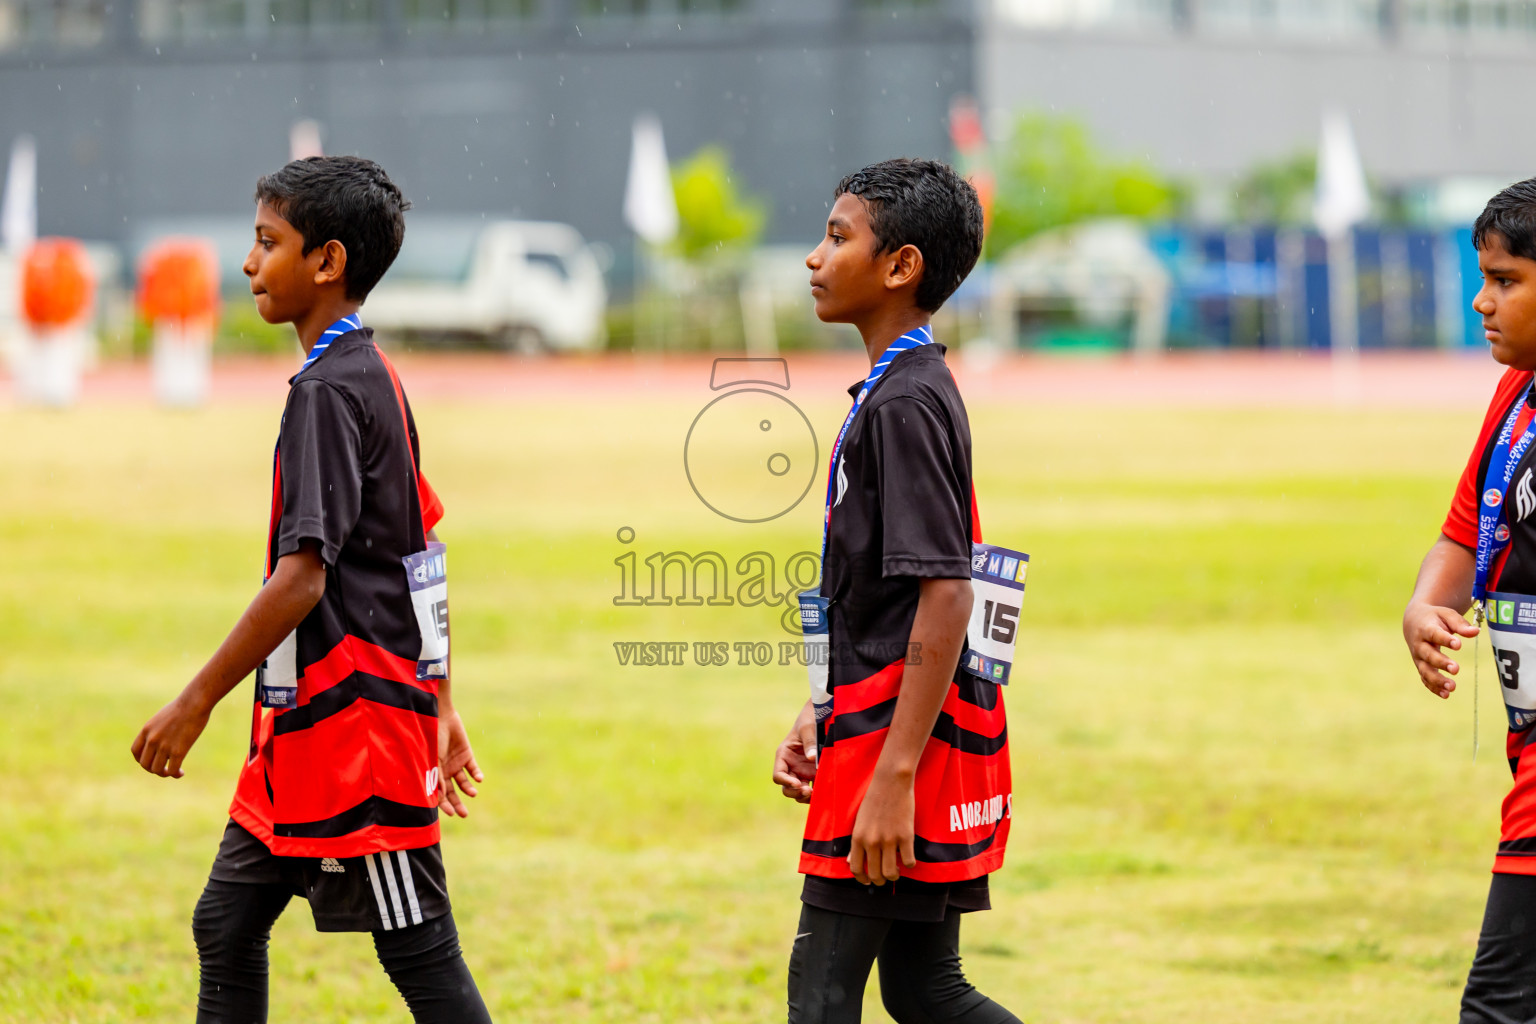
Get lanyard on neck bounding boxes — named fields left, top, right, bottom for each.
left=1475, top=379, right=1536, bottom=617
left=296, top=314, right=361, bottom=379
left=820, top=324, right=933, bottom=562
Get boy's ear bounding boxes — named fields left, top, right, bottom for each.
left=884, top=243, right=925, bottom=294
left=312, top=240, right=349, bottom=288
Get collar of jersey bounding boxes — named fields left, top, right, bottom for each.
left=844, top=333, right=939, bottom=400
left=291, top=314, right=362, bottom=383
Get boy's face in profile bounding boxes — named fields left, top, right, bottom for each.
left=1475, top=233, right=1536, bottom=371
left=806, top=193, right=899, bottom=324
left=243, top=201, right=323, bottom=325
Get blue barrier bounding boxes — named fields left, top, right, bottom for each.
left=1146, top=224, right=1477, bottom=350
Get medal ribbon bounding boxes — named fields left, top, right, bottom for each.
left=1475, top=379, right=1536, bottom=612
left=820, top=324, right=934, bottom=563
left=296, top=313, right=361, bottom=379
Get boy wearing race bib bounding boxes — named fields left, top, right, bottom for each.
left=1405, top=177, right=1536, bottom=1023
left=130, top=156, right=491, bottom=1023
left=771, top=159, right=1021, bottom=1024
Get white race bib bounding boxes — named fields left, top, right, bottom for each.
left=402, top=542, right=449, bottom=682
left=259, top=628, right=298, bottom=709
left=1486, top=591, right=1536, bottom=732
left=798, top=591, right=831, bottom=721
left=962, top=542, right=1029, bottom=685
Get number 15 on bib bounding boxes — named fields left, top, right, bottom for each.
left=402, top=542, right=449, bottom=682
left=963, top=542, right=1028, bottom=685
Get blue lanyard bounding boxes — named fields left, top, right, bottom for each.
left=1475, top=379, right=1536, bottom=607
left=820, top=324, right=934, bottom=562
left=296, top=314, right=361, bottom=378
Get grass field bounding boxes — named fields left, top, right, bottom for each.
left=0, top=374, right=1515, bottom=1022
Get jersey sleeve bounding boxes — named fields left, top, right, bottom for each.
left=871, top=396, right=972, bottom=579
left=1444, top=368, right=1533, bottom=548
left=275, top=379, right=364, bottom=566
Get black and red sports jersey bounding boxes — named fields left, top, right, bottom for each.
left=801, top=342, right=1011, bottom=885
left=231, top=327, right=446, bottom=860
left=1445, top=365, right=1536, bottom=875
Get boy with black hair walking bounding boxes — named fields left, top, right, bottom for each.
left=772, top=158, right=1021, bottom=1024
left=1405, top=177, right=1536, bottom=1023
left=131, top=155, right=492, bottom=1024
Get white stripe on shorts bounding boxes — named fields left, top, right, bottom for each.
left=377, top=852, right=408, bottom=929
left=395, top=850, right=424, bottom=926
left=364, top=853, right=393, bottom=931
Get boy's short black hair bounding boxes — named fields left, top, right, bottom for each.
left=1474, top=177, right=1536, bottom=261
left=254, top=155, right=410, bottom=301
left=835, top=158, right=984, bottom=312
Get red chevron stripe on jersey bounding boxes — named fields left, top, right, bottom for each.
left=1499, top=711, right=1536, bottom=873
left=290, top=635, right=429, bottom=704
left=799, top=658, right=1012, bottom=884
left=231, top=674, right=440, bottom=858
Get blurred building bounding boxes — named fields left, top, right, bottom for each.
left=0, top=0, right=973, bottom=259
left=984, top=0, right=1536, bottom=185
left=3, top=0, right=1535, bottom=267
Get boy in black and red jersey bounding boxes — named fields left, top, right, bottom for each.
left=770, top=159, right=1021, bottom=1023
left=131, top=156, right=491, bottom=1023
left=1406, top=178, right=1536, bottom=1023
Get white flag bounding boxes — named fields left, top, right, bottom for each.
left=289, top=120, right=323, bottom=162
left=1313, top=109, right=1370, bottom=240
left=623, top=113, right=678, bottom=245
left=2, top=135, right=37, bottom=253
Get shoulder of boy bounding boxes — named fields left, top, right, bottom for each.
left=283, top=377, right=366, bottom=447
left=870, top=390, right=952, bottom=429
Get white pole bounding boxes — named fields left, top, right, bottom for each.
left=1314, top=108, right=1370, bottom=402
left=1328, top=231, right=1361, bottom=401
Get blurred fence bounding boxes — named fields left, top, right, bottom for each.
left=1148, top=224, right=1478, bottom=351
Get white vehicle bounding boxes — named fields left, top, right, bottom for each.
left=363, top=218, right=608, bottom=352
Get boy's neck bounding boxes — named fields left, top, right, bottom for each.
left=295, top=297, right=363, bottom=356
left=856, top=307, right=932, bottom=369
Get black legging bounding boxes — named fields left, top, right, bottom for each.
left=191, top=879, right=492, bottom=1024
left=1462, top=872, right=1536, bottom=1024
left=787, top=903, right=1022, bottom=1024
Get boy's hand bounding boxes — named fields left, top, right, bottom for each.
left=847, top=769, right=915, bottom=885
left=437, top=709, right=484, bottom=818
left=128, top=543, right=326, bottom=781
left=1404, top=600, right=1480, bottom=699
left=131, top=693, right=212, bottom=778
left=772, top=700, right=818, bottom=803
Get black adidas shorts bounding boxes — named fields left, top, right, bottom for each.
left=208, top=819, right=450, bottom=933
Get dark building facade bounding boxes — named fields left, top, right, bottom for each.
left=0, top=1, right=975, bottom=252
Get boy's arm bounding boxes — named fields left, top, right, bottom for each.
left=130, top=542, right=325, bottom=778
left=847, top=576, right=972, bottom=885
left=1403, top=534, right=1481, bottom=700
left=428, top=527, right=484, bottom=817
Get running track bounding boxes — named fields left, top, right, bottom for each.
left=1, top=350, right=1509, bottom=408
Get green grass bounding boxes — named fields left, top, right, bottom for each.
left=0, top=388, right=1513, bottom=1022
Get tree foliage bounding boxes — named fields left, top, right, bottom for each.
left=670, top=146, right=768, bottom=262
left=1230, top=150, right=1317, bottom=225
left=987, top=113, right=1176, bottom=257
